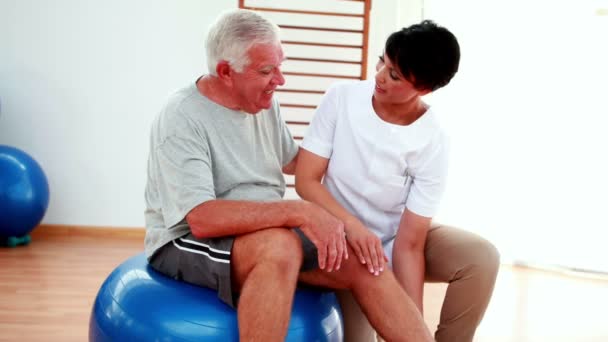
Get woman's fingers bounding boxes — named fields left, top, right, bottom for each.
left=376, top=239, right=385, bottom=272
left=342, top=233, right=349, bottom=261
left=346, top=233, right=384, bottom=275
left=363, top=243, right=375, bottom=274
left=349, top=238, right=366, bottom=265
left=368, top=241, right=380, bottom=275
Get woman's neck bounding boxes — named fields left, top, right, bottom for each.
left=372, top=96, right=428, bottom=126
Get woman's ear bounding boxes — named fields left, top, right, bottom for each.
left=418, top=88, right=432, bottom=96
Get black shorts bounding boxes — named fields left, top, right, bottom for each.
left=148, top=228, right=319, bottom=308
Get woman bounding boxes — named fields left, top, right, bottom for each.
left=295, top=20, right=500, bottom=342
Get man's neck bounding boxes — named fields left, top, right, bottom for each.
left=196, top=75, right=241, bottom=111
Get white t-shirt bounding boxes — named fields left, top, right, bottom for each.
left=301, top=80, right=449, bottom=254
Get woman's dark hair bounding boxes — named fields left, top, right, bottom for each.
left=385, top=20, right=460, bottom=91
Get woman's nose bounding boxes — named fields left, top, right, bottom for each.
left=375, top=72, right=385, bottom=84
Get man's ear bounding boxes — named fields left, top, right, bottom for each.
left=215, top=61, right=233, bottom=84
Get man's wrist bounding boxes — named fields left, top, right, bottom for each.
left=282, top=200, right=311, bottom=228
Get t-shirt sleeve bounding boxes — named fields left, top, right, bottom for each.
left=154, top=134, right=216, bottom=229
left=276, top=102, right=299, bottom=166
left=406, top=133, right=450, bottom=218
left=301, top=85, right=340, bottom=159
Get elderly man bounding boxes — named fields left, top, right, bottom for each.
left=144, top=9, right=432, bottom=341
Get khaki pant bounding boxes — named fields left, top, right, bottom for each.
left=338, top=224, right=500, bottom=342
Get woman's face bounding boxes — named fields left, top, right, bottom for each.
left=373, top=53, right=427, bottom=105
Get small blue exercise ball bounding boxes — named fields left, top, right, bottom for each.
left=0, top=145, right=50, bottom=238
left=90, top=253, right=343, bottom=341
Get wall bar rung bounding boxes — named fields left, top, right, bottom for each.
left=280, top=103, right=317, bottom=109
left=242, top=6, right=364, bottom=18
left=283, top=71, right=360, bottom=79
left=276, top=89, right=325, bottom=94
left=286, top=121, right=311, bottom=125
left=287, top=57, right=361, bottom=65
left=282, top=40, right=362, bottom=49
left=279, top=25, right=363, bottom=34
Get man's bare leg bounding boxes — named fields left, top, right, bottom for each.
left=231, top=228, right=303, bottom=342
left=299, top=245, right=433, bottom=342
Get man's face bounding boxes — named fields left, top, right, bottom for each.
left=231, top=43, right=285, bottom=114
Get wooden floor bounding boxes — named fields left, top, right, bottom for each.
left=1, top=225, right=607, bottom=342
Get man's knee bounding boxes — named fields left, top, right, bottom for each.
left=232, top=229, right=304, bottom=291
left=255, top=228, right=304, bottom=271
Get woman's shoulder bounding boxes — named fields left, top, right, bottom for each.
left=326, top=80, right=373, bottom=97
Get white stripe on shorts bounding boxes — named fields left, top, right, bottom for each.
left=172, top=240, right=230, bottom=264
left=179, top=238, right=231, bottom=255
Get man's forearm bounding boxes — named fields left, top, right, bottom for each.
left=186, top=199, right=307, bottom=238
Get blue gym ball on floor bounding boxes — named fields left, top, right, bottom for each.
left=0, top=145, right=50, bottom=244
left=89, top=253, right=344, bottom=341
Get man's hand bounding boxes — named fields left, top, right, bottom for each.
left=298, top=202, right=348, bottom=272
left=344, top=217, right=387, bottom=276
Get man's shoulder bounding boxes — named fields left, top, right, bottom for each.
left=164, top=83, right=201, bottom=112
left=150, top=84, right=212, bottom=142
left=160, top=83, right=226, bottom=125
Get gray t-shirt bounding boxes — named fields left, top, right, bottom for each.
left=144, top=82, right=299, bottom=257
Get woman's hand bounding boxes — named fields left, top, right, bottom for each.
left=298, top=202, right=348, bottom=273
left=344, top=217, right=387, bottom=275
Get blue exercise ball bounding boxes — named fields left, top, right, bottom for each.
left=90, top=253, right=343, bottom=341
left=0, top=145, right=50, bottom=238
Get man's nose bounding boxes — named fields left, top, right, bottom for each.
left=274, top=68, right=285, bottom=86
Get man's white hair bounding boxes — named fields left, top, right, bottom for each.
left=205, top=9, right=280, bottom=75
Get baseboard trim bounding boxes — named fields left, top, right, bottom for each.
left=33, top=224, right=145, bottom=239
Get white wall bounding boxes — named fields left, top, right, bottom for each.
left=366, top=0, right=423, bottom=80
left=365, top=0, right=608, bottom=272
left=0, top=0, right=233, bottom=227
left=5, top=0, right=605, bottom=271
left=422, top=0, right=608, bottom=271
left=0, top=0, right=416, bottom=229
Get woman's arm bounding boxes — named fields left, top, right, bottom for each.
left=392, top=208, right=432, bottom=313
left=295, top=148, right=386, bottom=274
